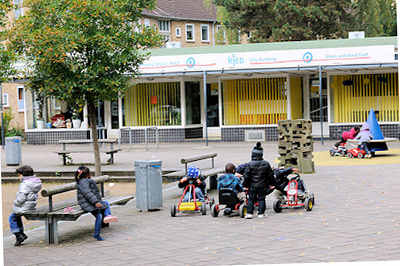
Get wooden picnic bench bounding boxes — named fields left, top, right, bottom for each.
left=164, top=153, right=224, bottom=190
left=19, top=175, right=134, bottom=245
left=56, top=139, right=121, bottom=165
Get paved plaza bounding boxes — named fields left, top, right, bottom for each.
left=2, top=140, right=400, bottom=265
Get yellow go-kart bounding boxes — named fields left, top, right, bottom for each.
left=170, top=182, right=207, bottom=217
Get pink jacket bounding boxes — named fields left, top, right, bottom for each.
left=342, top=128, right=357, bottom=141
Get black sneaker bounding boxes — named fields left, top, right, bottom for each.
left=14, top=233, right=25, bottom=246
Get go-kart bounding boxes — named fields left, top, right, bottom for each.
left=210, top=188, right=247, bottom=218
left=346, top=147, right=368, bottom=159
left=329, top=143, right=347, bottom=157
left=170, top=177, right=213, bottom=217
left=273, top=173, right=314, bottom=213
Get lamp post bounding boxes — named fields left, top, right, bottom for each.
left=397, top=0, right=400, bottom=125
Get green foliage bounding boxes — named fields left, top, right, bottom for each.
left=352, top=0, right=397, bottom=37
left=0, top=0, right=16, bottom=82
left=214, top=0, right=356, bottom=42
left=9, top=0, right=163, bottom=110
left=6, top=127, right=24, bottom=137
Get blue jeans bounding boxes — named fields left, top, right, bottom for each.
left=183, top=187, right=204, bottom=202
left=91, top=201, right=112, bottom=237
left=247, top=187, right=267, bottom=215
left=9, top=213, right=24, bottom=234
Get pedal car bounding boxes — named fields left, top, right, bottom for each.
left=273, top=173, right=314, bottom=213
left=329, top=143, right=347, bottom=157
left=210, top=188, right=247, bottom=218
left=170, top=174, right=213, bottom=217
left=346, top=147, right=367, bottom=159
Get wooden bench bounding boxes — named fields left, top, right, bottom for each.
left=57, top=139, right=121, bottom=165
left=164, top=153, right=224, bottom=190
left=19, top=175, right=134, bottom=245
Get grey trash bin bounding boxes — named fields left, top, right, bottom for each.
left=134, top=160, right=162, bottom=211
left=5, top=136, right=22, bottom=166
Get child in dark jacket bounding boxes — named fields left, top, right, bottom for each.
left=75, top=166, right=118, bottom=241
left=178, top=166, right=206, bottom=202
left=243, top=142, right=275, bottom=219
left=9, top=165, right=42, bottom=246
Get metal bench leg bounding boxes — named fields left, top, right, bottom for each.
left=63, top=154, right=67, bottom=166
left=110, top=153, right=114, bottom=164
left=45, top=217, right=59, bottom=244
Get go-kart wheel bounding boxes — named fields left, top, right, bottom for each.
left=347, top=153, right=354, bottom=158
left=239, top=204, right=247, bottom=218
left=201, top=203, right=207, bottom=215
left=211, top=204, right=219, bottom=217
left=357, top=152, right=363, bottom=159
left=304, top=198, right=313, bottom=211
left=209, top=197, right=215, bottom=208
left=170, top=204, right=177, bottom=217
left=329, top=151, right=335, bottom=157
left=273, top=199, right=282, bottom=213
left=309, top=192, right=315, bottom=205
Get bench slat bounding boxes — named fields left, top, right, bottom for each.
left=180, top=153, right=217, bottom=164
left=56, top=149, right=121, bottom=154
left=59, top=139, right=117, bottom=144
left=41, top=175, right=109, bottom=197
left=22, top=195, right=134, bottom=221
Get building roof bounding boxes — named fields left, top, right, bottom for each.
left=149, top=36, right=397, bottom=57
left=143, top=0, right=217, bottom=22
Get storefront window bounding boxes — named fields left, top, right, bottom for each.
left=222, top=78, right=287, bottom=125
left=124, top=82, right=181, bottom=126
left=185, top=81, right=201, bottom=125
left=331, top=73, right=399, bottom=123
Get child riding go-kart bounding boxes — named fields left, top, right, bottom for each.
left=273, top=170, right=315, bottom=213
left=170, top=166, right=213, bottom=217
left=211, top=163, right=247, bottom=218
left=329, top=142, right=347, bottom=157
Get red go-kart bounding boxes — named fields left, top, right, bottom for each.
left=346, top=147, right=368, bottom=159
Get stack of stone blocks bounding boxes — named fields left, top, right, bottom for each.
left=278, top=119, right=315, bottom=174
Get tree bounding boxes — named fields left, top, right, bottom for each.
left=10, top=0, right=162, bottom=176
left=0, top=0, right=15, bottom=82
left=353, top=0, right=397, bottom=37
left=214, top=0, right=356, bottom=42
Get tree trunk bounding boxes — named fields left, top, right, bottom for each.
left=88, top=101, right=101, bottom=176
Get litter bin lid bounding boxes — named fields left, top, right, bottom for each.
left=134, top=160, right=162, bottom=167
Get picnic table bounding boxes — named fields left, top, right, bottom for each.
left=56, top=139, right=121, bottom=165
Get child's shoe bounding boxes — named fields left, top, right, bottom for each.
left=103, top=215, right=118, bottom=223
left=94, top=235, right=104, bottom=241
left=245, top=213, right=253, bottom=219
left=257, top=214, right=266, bottom=218
left=14, top=233, right=25, bottom=246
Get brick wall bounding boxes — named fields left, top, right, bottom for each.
left=2, top=82, right=25, bottom=130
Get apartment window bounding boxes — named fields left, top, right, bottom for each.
left=14, top=0, right=23, bottom=19
left=201, top=24, right=210, bottom=42
left=144, top=18, right=150, bottom=27
left=175, top=27, right=181, bottom=37
left=17, top=87, right=24, bottom=111
left=2, top=93, right=9, bottom=107
left=216, top=25, right=225, bottom=42
left=158, top=20, right=170, bottom=32
left=185, top=24, right=194, bottom=41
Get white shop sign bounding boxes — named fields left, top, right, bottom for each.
left=139, top=45, right=395, bottom=74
